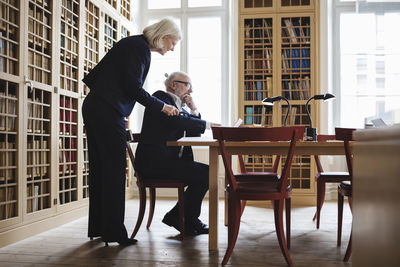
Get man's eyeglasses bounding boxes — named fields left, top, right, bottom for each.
left=174, top=80, right=191, bottom=89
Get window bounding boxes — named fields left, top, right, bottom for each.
left=134, top=0, right=229, bottom=133
left=333, top=0, right=400, bottom=128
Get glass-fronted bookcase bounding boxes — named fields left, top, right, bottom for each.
left=0, top=0, right=133, bottom=247
left=238, top=0, right=320, bottom=204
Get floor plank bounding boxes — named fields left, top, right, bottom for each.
left=0, top=199, right=352, bottom=266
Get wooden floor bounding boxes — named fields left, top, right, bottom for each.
left=0, top=199, right=352, bottom=266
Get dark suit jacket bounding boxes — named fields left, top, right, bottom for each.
left=135, top=90, right=207, bottom=174
left=82, top=34, right=164, bottom=117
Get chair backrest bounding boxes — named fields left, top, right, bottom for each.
left=314, top=134, right=336, bottom=173
left=238, top=155, right=280, bottom=173
left=335, top=128, right=356, bottom=178
left=212, top=126, right=305, bottom=193
left=126, top=130, right=141, bottom=172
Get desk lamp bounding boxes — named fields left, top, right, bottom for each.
left=262, top=96, right=290, bottom=127
left=305, top=93, right=335, bottom=141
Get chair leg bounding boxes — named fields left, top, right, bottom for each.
left=343, top=196, right=352, bottom=261
left=130, top=186, right=146, bottom=239
left=146, top=187, right=156, bottom=229
left=313, top=181, right=326, bottom=229
left=274, top=199, right=293, bottom=267
left=222, top=197, right=242, bottom=265
left=337, top=190, right=344, bottom=247
left=240, top=200, right=247, bottom=216
left=285, top=197, right=291, bottom=250
left=343, top=227, right=352, bottom=262
left=178, top=186, right=185, bottom=237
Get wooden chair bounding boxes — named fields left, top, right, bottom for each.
left=312, top=134, right=351, bottom=229
left=335, top=127, right=356, bottom=262
left=237, top=155, right=280, bottom=215
left=126, top=130, right=186, bottom=238
left=237, top=155, right=296, bottom=248
left=212, top=126, right=305, bottom=266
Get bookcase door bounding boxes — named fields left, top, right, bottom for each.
left=278, top=13, right=316, bottom=194
left=239, top=14, right=277, bottom=174
left=240, top=14, right=276, bottom=127
left=0, top=79, right=20, bottom=226
left=24, top=0, right=57, bottom=219
left=239, top=1, right=320, bottom=202
left=57, top=0, right=81, bottom=209
left=0, top=0, right=21, bottom=227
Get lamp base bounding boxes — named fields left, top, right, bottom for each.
left=305, top=127, right=317, bottom=141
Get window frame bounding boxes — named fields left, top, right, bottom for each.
left=138, top=0, right=230, bottom=127
left=332, top=0, right=400, bottom=127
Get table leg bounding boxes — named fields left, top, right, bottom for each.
left=209, top=146, right=219, bottom=251
left=224, top=155, right=231, bottom=226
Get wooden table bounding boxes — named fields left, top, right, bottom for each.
left=167, top=136, right=346, bottom=251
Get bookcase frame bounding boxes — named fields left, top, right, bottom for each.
left=0, top=0, right=134, bottom=246
left=238, top=0, right=320, bottom=204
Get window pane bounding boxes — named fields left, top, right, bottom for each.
left=188, top=17, right=221, bottom=125
left=188, top=0, right=222, bottom=8
left=146, top=18, right=181, bottom=95
left=148, top=0, right=180, bottom=9
left=340, top=13, right=400, bottom=127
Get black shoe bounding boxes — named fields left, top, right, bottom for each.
left=102, top=238, right=137, bottom=246
left=162, top=213, right=182, bottom=233
left=118, top=238, right=138, bottom=246
left=186, top=219, right=209, bottom=235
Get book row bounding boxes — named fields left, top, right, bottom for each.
left=244, top=48, right=272, bottom=72
left=244, top=105, right=272, bottom=125
left=282, top=18, right=310, bottom=44
left=244, top=18, right=311, bottom=45
left=244, top=77, right=272, bottom=101
left=0, top=92, right=17, bottom=132
left=0, top=186, right=17, bottom=219
left=282, top=76, right=310, bottom=100
left=244, top=19, right=272, bottom=44
left=281, top=48, right=310, bottom=73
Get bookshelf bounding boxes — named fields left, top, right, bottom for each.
left=0, top=0, right=134, bottom=247
left=0, top=80, right=18, bottom=220
left=120, top=0, right=131, bottom=20
left=239, top=0, right=319, bottom=204
left=104, top=14, right=117, bottom=53
left=26, top=87, right=51, bottom=213
left=58, top=95, right=78, bottom=205
left=27, top=0, right=52, bottom=85
left=0, top=0, right=19, bottom=76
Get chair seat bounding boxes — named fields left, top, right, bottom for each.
left=316, top=172, right=350, bottom=183
left=140, top=179, right=186, bottom=188
left=234, top=180, right=291, bottom=200
left=236, top=172, right=280, bottom=183
left=338, top=181, right=352, bottom=197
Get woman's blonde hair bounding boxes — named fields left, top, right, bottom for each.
left=143, top=18, right=181, bottom=49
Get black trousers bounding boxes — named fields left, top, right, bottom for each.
left=140, top=157, right=209, bottom=222
left=82, top=93, right=128, bottom=241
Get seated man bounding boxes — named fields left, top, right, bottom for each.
left=135, top=71, right=217, bottom=235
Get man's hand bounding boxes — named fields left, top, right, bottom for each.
left=162, top=104, right=179, bottom=116
left=182, top=94, right=197, bottom=111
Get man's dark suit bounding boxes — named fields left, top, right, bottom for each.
left=135, top=90, right=209, bottom=223
left=82, top=35, right=165, bottom=243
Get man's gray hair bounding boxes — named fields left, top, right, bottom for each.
left=164, top=71, right=188, bottom=90
left=143, top=18, right=181, bottom=49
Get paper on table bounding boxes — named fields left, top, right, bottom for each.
left=233, top=118, right=243, bottom=128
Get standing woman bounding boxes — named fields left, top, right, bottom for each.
left=82, top=18, right=181, bottom=246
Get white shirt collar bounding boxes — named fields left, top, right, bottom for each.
left=166, top=91, right=185, bottom=111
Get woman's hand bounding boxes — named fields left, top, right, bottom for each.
left=162, top=104, right=180, bottom=116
